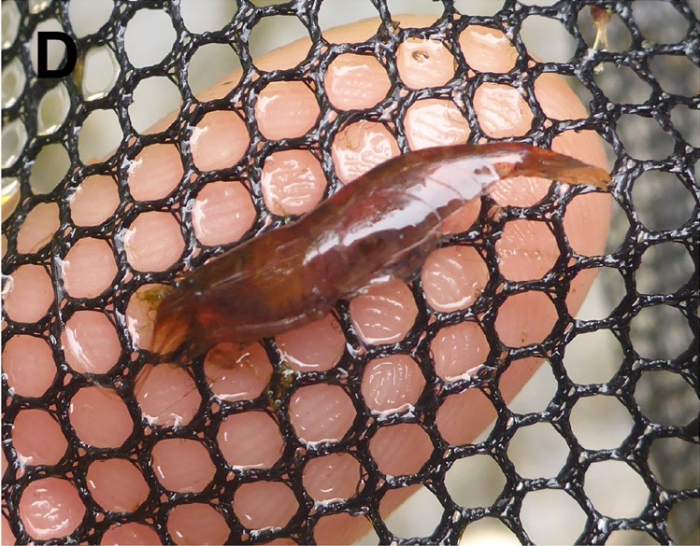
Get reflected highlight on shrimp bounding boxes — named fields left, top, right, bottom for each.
left=151, top=143, right=611, bottom=357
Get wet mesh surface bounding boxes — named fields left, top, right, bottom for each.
left=2, top=0, right=699, bottom=544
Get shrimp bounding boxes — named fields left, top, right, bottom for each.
left=152, top=143, right=611, bottom=357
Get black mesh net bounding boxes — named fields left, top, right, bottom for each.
left=2, top=0, right=698, bottom=544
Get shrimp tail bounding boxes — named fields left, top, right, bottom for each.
left=500, top=144, right=611, bottom=189
left=151, top=290, right=195, bottom=357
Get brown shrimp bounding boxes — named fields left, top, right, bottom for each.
left=151, top=143, right=611, bottom=357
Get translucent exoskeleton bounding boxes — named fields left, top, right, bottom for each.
left=151, top=143, right=611, bottom=357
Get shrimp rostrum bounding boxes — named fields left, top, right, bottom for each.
left=152, top=143, right=610, bottom=357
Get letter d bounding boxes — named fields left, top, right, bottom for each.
left=37, top=32, right=77, bottom=78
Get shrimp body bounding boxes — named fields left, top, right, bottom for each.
left=152, top=143, right=610, bottom=356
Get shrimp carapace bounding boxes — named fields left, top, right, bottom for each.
left=151, top=143, right=611, bottom=357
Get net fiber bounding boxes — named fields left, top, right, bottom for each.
left=1, top=0, right=698, bottom=544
